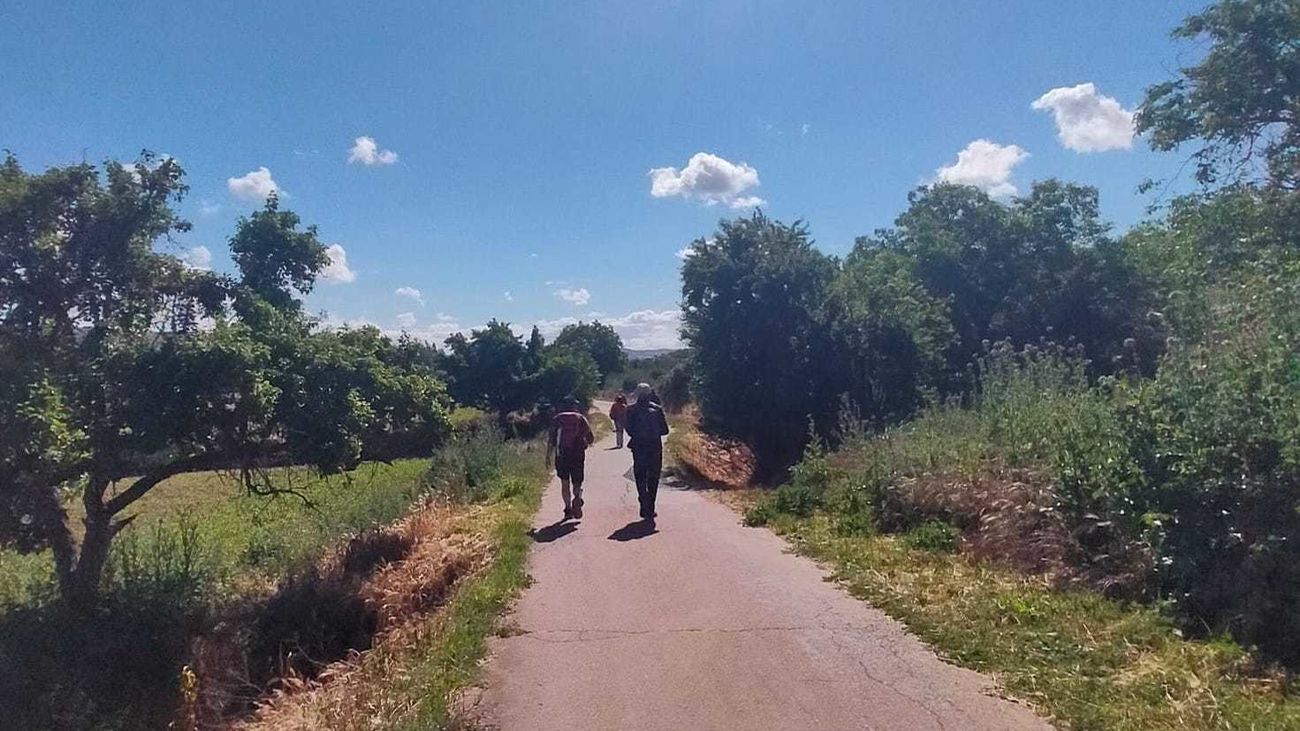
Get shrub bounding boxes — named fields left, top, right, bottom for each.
left=771, top=482, right=821, bottom=518
left=657, top=362, right=692, bottom=413
left=769, top=438, right=835, bottom=518
left=427, top=426, right=507, bottom=503
left=743, top=500, right=777, bottom=527
left=1119, top=264, right=1300, bottom=663
left=903, top=520, right=959, bottom=552
left=448, top=406, right=492, bottom=434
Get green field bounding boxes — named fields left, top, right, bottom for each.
left=0, top=459, right=433, bottom=610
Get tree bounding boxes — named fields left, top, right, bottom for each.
left=1136, top=0, right=1300, bottom=189
left=549, top=321, right=627, bottom=383
left=440, top=320, right=530, bottom=413
left=823, top=247, right=952, bottom=424
left=0, top=154, right=449, bottom=610
left=873, top=181, right=1161, bottom=383
left=532, top=350, right=601, bottom=407
left=681, top=212, right=837, bottom=472
left=229, top=195, right=330, bottom=312
left=0, top=152, right=222, bottom=609
left=524, top=324, right=546, bottom=373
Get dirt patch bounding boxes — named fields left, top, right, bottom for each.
left=668, top=417, right=757, bottom=490
left=900, top=468, right=1152, bottom=598
left=183, top=500, right=493, bottom=729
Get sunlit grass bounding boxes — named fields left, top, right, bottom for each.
left=0, top=459, right=431, bottom=608
left=740, top=497, right=1300, bottom=731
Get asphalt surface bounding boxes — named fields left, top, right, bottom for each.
left=475, top=408, right=1050, bottom=730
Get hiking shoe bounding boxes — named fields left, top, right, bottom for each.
left=572, top=497, right=584, bottom=519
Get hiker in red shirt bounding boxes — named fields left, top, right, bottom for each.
left=609, top=393, right=628, bottom=448
left=547, top=396, right=595, bottom=521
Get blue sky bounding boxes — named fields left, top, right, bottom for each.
left=2, top=1, right=1204, bottom=349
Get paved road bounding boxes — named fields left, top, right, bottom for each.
left=476, top=408, right=1050, bottom=730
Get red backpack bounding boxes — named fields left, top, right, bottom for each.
left=554, top=412, right=592, bottom=453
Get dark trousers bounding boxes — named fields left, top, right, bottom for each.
left=632, top=448, right=663, bottom=518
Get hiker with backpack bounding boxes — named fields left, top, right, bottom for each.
left=624, top=383, right=670, bottom=523
left=547, top=396, right=595, bottom=520
left=609, top=393, right=628, bottom=448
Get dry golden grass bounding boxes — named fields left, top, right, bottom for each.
left=899, top=467, right=1154, bottom=599
left=666, top=408, right=757, bottom=489
left=207, top=499, right=496, bottom=730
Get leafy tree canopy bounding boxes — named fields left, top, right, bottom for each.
left=1137, top=0, right=1300, bottom=189
left=0, top=153, right=449, bottom=609
left=548, top=320, right=626, bottom=382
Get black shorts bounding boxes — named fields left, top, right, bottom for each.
left=556, top=449, right=586, bottom=483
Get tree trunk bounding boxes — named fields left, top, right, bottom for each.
left=32, top=483, right=78, bottom=599
left=66, top=510, right=115, bottom=613
left=63, top=477, right=114, bottom=614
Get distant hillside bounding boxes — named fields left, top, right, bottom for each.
left=624, top=348, right=683, bottom=360
left=606, top=348, right=690, bottom=394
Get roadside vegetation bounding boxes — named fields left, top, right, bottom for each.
left=0, top=420, right=551, bottom=730
left=0, top=134, right=619, bottom=727
left=672, top=1, right=1300, bottom=725
left=735, top=346, right=1300, bottom=728
left=228, top=427, right=548, bottom=731
left=605, top=349, right=692, bottom=409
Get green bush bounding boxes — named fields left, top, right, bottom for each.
left=743, top=500, right=777, bottom=527
left=771, top=482, right=821, bottom=518
left=1119, top=264, right=1300, bottom=663
left=903, top=520, right=959, bottom=552
left=428, top=425, right=508, bottom=503
left=448, top=406, right=492, bottom=433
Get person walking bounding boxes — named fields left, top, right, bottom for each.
left=609, top=393, right=628, bottom=448
left=624, top=383, right=670, bottom=523
left=547, top=397, right=594, bottom=520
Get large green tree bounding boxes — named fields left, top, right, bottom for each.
left=0, top=154, right=449, bottom=610
left=823, top=247, right=952, bottom=423
left=548, top=320, right=626, bottom=383
left=871, top=181, right=1162, bottom=382
left=681, top=212, right=837, bottom=472
left=1137, top=0, right=1300, bottom=189
left=440, top=320, right=531, bottom=413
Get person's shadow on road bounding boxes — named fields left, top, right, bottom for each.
left=530, top=520, right=578, bottom=543
left=608, top=519, right=658, bottom=542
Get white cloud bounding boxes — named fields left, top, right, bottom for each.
left=417, top=312, right=472, bottom=343
left=348, top=136, right=399, bottom=166
left=394, top=286, right=424, bottom=305
left=227, top=167, right=280, bottom=202
left=179, top=245, right=212, bottom=271
left=328, top=311, right=473, bottom=344
left=800, top=123, right=811, bottom=137
left=320, top=244, right=357, bottom=283
left=555, top=287, right=591, bottom=306
left=649, top=152, right=766, bottom=209
left=675, top=246, right=695, bottom=260
left=1031, top=83, right=1134, bottom=152
left=322, top=315, right=379, bottom=330
left=535, top=309, right=682, bottom=351
left=934, top=139, right=1029, bottom=198
left=198, top=199, right=222, bottom=217
left=504, top=290, right=514, bottom=302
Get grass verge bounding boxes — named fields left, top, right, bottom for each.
left=0, top=459, right=433, bottom=610
left=739, top=500, right=1300, bottom=731
left=232, top=439, right=548, bottom=730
